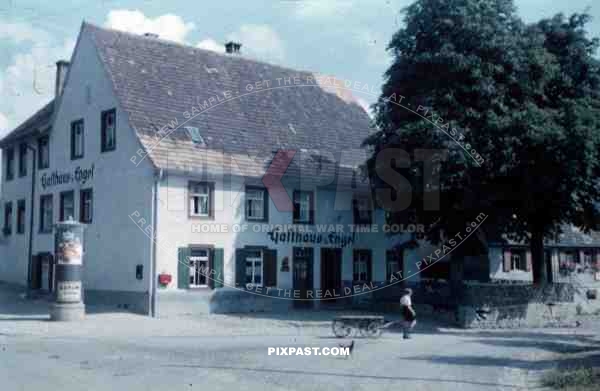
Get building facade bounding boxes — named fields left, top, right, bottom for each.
left=0, top=23, right=431, bottom=315
left=489, top=226, right=600, bottom=287
left=8, top=23, right=591, bottom=317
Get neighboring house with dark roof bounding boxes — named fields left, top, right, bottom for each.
left=0, top=97, right=56, bottom=286
left=0, top=22, right=431, bottom=315
left=486, top=225, right=600, bottom=288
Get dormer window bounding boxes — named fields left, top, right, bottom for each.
left=185, top=126, right=205, bottom=146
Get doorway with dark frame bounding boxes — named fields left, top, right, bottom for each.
left=320, top=248, right=342, bottom=304
left=293, top=247, right=314, bottom=308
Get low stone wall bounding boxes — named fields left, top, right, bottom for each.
left=455, top=282, right=578, bottom=328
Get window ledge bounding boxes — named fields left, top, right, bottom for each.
left=246, top=218, right=268, bottom=223
left=189, top=215, right=214, bottom=220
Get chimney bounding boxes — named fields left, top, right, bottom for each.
left=225, top=41, right=242, bottom=54
left=144, top=32, right=159, bottom=39
left=55, top=60, right=70, bottom=98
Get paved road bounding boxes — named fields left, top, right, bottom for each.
left=1, top=284, right=598, bottom=391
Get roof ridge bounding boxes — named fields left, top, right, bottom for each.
left=82, top=21, right=316, bottom=76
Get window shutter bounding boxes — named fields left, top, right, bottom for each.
left=101, top=111, right=106, bottom=149
left=526, top=251, right=532, bottom=272
left=367, top=251, right=372, bottom=281
left=263, top=190, right=269, bottom=222
left=309, top=192, right=315, bottom=224
left=264, top=249, right=277, bottom=287
left=177, top=247, right=190, bottom=289
left=212, top=248, right=224, bottom=288
left=503, top=250, right=511, bottom=272
left=235, top=249, right=246, bottom=287
left=293, top=192, right=299, bottom=222
left=209, top=183, right=215, bottom=218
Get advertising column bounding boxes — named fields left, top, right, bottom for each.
left=50, top=219, right=86, bottom=321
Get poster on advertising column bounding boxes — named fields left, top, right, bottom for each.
left=55, top=230, right=83, bottom=265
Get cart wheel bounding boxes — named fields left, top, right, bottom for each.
left=360, top=321, right=383, bottom=338
left=332, top=320, right=352, bottom=338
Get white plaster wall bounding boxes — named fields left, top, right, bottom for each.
left=1, top=29, right=155, bottom=292
left=0, top=136, right=36, bottom=284
left=155, top=172, right=424, bottom=291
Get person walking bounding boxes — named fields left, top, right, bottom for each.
left=400, top=288, right=416, bottom=339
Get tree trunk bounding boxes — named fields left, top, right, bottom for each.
left=530, top=229, right=548, bottom=285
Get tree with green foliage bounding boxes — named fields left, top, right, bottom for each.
left=365, top=0, right=600, bottom=284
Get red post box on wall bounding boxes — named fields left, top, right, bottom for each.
left=158, top=273, right=172, bottom=286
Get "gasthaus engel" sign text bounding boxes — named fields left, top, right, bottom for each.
left=40, top=165, right=95, bottom=189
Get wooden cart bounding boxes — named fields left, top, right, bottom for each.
left=331, top=315, right=388, bottom=338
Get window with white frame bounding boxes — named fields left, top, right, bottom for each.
left=5, top=147, right=14, bottom=181
left=353, top=249, right=371, bottom=281
left=40, top=194, right=53, bottom=233
left=565, top=251, right=576, bottom=263
left=18, top=143, right=27, bottom=177
left=80, top=189, right=93, bottom=223
left=245, top=187, right=266, bottom=221
left=70, top=119, right=84, bottom=160
left=245, top=249, right=263, bottom=286
left=188, top=248, right=209, bottom=287
left=584, top=251, right=594, bottom=266
left=293, top=190, right=313, bottom=224
left=60, top=191, right=75, bottom=221
left=189, top=182, right=212, bottom=217
left=38, top=136, right=49, bottom=169
left=16, top=200, right=25, bottom=234
left=101, top=109, right=116, bottom=152
left=3, top=202, right=12, bottom=236
left=511, top=250, right=527, bottom=271
left=386, top=249, right=402, bottom=281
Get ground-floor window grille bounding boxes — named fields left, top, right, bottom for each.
left=245, top=249, right=263, bottom=286
left=188, top=248, right=209, bottom=287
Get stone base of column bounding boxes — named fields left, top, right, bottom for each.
left=50, top=302, right=85, bottom=321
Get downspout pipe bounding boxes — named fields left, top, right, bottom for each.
left=149, top=168, right=163, bottom=317
left=26, top=145, right=36, bottom=292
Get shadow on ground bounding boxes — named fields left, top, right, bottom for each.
left=161, top=363, right=524, bottom=388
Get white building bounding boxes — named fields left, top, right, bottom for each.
left=0, top=23, right=434, bottom=316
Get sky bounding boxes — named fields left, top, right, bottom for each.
left=0, top=0, right=598, bottom=138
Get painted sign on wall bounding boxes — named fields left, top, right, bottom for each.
left=40, top=164, right=95, bottom=189
left=267, top=228, right=356, bottom=248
